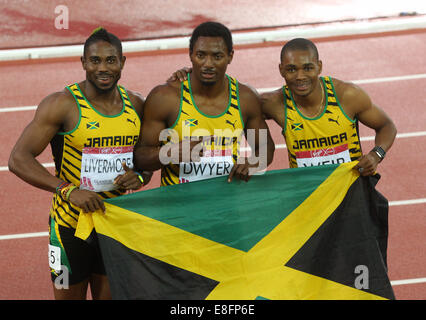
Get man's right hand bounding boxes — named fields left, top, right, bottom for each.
left=167, top=67, right=192, bottom=82
left=68, top=189, right=105, bottom=213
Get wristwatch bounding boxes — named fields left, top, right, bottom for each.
left=371, top=146, right=386, bottom=162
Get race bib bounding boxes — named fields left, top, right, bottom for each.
left=179, top=149, right=234, bottom=183
left=296, top=144, right=351, bottom=167
left=48, top=244, right=61, bottom=271
left=80, top=146, right=134, bottom=192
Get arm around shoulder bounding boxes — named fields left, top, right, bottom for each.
left=260, top=88, right=286, bottom=127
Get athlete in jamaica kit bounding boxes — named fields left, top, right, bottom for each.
left=282, top=76, right=363, bottom=168
left=134, top=22, right=275, bottom=184
left=261, top=38, right=396, bottom=175
left=9, top=28, right=151, bottom=300
left=159, top=73, right=244, bottom=185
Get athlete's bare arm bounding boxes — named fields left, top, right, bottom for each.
left=260, top=88, right=286, bottom=128
left=333, top=79, right=397, bottom=175
left=228, top=84, right=275, bottom=182
left=9, top=91, right=74, bottom=192
left=114, top=90, right=153, bottom=188
left=8, top=91, right=105, bottom=213
left=133, top=83, right=176, bottom=172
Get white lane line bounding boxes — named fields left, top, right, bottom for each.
left=257, top=73, right=426, bottom=93
left=0, top=162, right=54, bottom=172
left=1, top=131, right=426, bottom=172
left=353, top=73, right=426, bottom=84
left=390, top=277, right=426, bottom=286
left=0, top=231, right=48, bottom=240
left=2, top=73, right=426, bottom=113
left=0, top=105, right=37, bottom=113
left=392, top=131, right=426, bottom=139
left=389, top=198, right=426, bottom=206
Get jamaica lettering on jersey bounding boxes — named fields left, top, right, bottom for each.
left=283, top=76, right=362, bottom=168
left=49, top=83, right=141, bottom=229
left=161, top=74, right=244, bottom=186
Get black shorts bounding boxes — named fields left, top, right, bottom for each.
left=48, top=217, right=106, bottom=286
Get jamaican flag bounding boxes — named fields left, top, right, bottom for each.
left=75, top=162, right=394, bottom=300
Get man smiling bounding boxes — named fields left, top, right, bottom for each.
left=9, top=28, right=151, bottom=299
left=261, top=38, right=396, bottom=174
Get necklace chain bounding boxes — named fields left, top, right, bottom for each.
left=297, top=81, right=325, bottom=118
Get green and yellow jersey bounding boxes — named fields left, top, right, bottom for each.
left=283, top=76, right=362, bottom=168
left=49, top=84, right=141, bottom=228
left=161, top=74, right=244, bottom=186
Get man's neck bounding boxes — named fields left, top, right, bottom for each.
left=82, top=80, right=119, bottom=103
left=80, top=80, right=122, bottom=115
left=293, top=80, right=323, bottom=110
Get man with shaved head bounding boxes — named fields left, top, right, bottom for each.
left=261, top=38, right=396, bottom=174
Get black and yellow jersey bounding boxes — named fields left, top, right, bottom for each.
left=283, top=76, right=362, bottom=168
left=49, top=84, right=141, bottom=228
left=161, top=74, right=244, bottom=186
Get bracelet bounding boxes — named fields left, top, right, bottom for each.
left=55, top=181, right=70, bottom=195
left=59, top=184, right=77, bottom=200
left=65, top=185, right=78, bottom=201
left=135, top=172, right=144, bottom=185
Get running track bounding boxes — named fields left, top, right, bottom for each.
left=0, top=28, right=425, bottom=299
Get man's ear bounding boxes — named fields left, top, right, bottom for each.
left=278, top=63, right=285, bottom=78
left=228, top=50, right=234, bottom=64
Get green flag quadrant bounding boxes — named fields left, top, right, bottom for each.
left=104, top=164, right=337, bottom=252
left=75, top=162, right=395, bottom=300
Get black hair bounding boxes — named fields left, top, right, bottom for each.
left=280, top=38, right=319, bottom=61
left=189, top=21, right=233, bottom=54
left=83, top=27, right=123, bottom=58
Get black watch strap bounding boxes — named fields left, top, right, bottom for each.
left=371, top=146, right=386, bottom=161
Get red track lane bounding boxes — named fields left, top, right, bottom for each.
left=0, top=238, right=51, bottom=300
left=388, top=205, right=426, bottom=280
left=1, top=31, right=426, bottom=107
left=1, top=0, right=424, bottom=49
left=0, top=31, right=425, bottom=299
